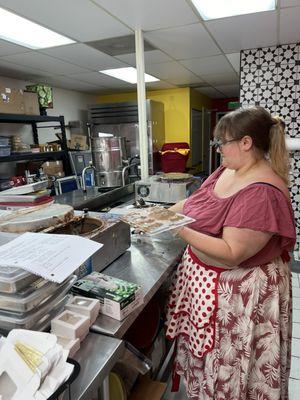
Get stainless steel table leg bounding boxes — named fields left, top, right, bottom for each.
left=99, top=376, right=110, bottom=400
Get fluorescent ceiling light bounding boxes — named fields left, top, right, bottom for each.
left=191, top=0, right=276, bottom=20
left=0, top=7, right=75, bottom=49
left=99, top=67, right=159, bottom=84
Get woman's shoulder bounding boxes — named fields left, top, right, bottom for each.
left=247, top=169, right=290, bottom=200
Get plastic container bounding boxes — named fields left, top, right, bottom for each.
left=0, top=145, right=11, bottom=157
left=0, top=293, right=71, bottom=334
left=0, top=274, right=76, bottom=312
left=0, top=266, right=39, bottom=294
left=0, top=137, right=10, bottom=146
left=0, top=179, right=12, bottom=191
left=160, top=142, right=190, bottom=173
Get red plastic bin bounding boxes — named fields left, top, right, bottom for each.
left=160, top=142, right=190, bottom=173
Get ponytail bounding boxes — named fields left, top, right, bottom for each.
left=269, top=116, right=289, bottom=185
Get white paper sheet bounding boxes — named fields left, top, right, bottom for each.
left=0, top=232, right=102, bottom=283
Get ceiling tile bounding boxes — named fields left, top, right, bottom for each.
left=279, top=7, right=300, bottom=44
left=213, top=84, right=239, bottom=97
left=67, top=71, right=135, bottom=89
left=195, top=87, right=226, bottom=99
left=0, top=40, right=30, bottom=56
left=116, top=50, right=173, bottom=66
left=0, top=0, right=132, bottom=42
left=167, top=77, right=204, bottom=85
left=0, top=59, right=53, bottom=80
left=35, top=75, right=103, bottom=92
left=201, top=72, right=238, bottom=86
left=86, top=35, right=155, bottom=57
left=145, top=61, right=202, bottom=81
left=93, top=0, right=199, bottom=31
left=205, top=11, right=277, bottom=53
left=40, top=44, right=127, bottom=71
left=145, top=23, right=221, bottom=60
left=225, top=53, right=240, bottom=73
left=146, top=81, right=177, bottom=90
left=0, top=53, right=89, bottom=75
left=180, top=55, right=234, bottom=75
left=95, top=88, right=136, bottom=95
left=280, top=0, right=300, bottom=7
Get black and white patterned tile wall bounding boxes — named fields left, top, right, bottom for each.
left=240, top=43, right=300, bottom=251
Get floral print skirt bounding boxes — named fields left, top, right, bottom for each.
left=170, top=256, right=292, bottom=400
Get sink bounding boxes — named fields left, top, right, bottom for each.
left=55, top=183, right=135, bottom=211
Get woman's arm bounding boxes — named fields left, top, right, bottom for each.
left=177, top=226, right=272, bottom=267
left=168, top=199, right=187, bottom=214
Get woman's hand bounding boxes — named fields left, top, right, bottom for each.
left=168, top=199, right=186, bottom=214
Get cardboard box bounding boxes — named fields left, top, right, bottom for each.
left=24, top=91, right=39, bottom=115
left=0, top=86, right=25, bottom=114
left=42, top=161, right=65, bottom=177
left=129, top=374, right=167, bottom=400
left=69, top=134, right=88, bottom=150
left=71, top=272, right=143, bottom=320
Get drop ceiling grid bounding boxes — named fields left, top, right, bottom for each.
left=0, top=0, right=298, bottom=96
left=91, top=0, right=200, bottom=31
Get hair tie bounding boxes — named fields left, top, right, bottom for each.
left=272, top=115, right=285, bottom=127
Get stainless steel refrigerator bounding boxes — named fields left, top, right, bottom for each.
left=88, top=100, right=165, bottom=178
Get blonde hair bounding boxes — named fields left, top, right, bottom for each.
left=269, top=116, right=290, bottom=185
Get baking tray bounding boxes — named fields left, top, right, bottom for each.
left=0, top=275, right=76, bottom=313
left=0, top=294, right=71, bottom=334
left=120, top=205, right=195, bottom=235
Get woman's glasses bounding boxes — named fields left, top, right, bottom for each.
left=210, top=138, right=240, bottom=149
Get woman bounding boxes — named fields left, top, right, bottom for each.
left=165, top=106, right=296, bottom=400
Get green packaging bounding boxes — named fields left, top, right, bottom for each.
left=26, top=84, right=53, bottom=108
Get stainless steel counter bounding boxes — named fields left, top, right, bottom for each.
left=54, top=183, right=134, bottom=210
left=67, top=234, right=185, bottom=400
left=91, top=233, right=185, bottom=338
left=71, top=333, right=124, bottom=400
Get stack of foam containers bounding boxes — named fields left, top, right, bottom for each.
left=0, top=265, right=76, bottom=335
left=51, top=296, right=100, bottom=357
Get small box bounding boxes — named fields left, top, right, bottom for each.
left=0, top=137, right=10, bottom=146
left=65, top=296, right=100, bottom=324
left=51, top=310, right=90, bottom=341
left=68, top=134, right=88, bottom=150
left=0, top=86, right=25, bottom=114
left=56, top=336, right=80, bottom=358
left=42, top=161, right=65, bottom=177
left=24, top=91, right=39, bottom=115
left=71, top=272, right=143, bottom=321
left=0, top=145, right=10, bottom=157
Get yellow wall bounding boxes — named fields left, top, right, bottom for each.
left=190, top=88, right=212, bottom=110
left=96, top=87, right=211, bottom=145
left=148, top=88, right=190, bottom=143
left=97, top=87, right=190, bottom=143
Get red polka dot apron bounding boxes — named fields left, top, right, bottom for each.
left=166, top=245, right=226, bottom=359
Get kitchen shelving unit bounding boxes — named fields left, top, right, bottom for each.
left=0, top=113, right=71, bottom=174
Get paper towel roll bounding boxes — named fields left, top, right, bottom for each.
left=285, top=137, right=300, bottom=151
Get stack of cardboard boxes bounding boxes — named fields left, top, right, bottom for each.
left=0, top=85, right=39, bottom=115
